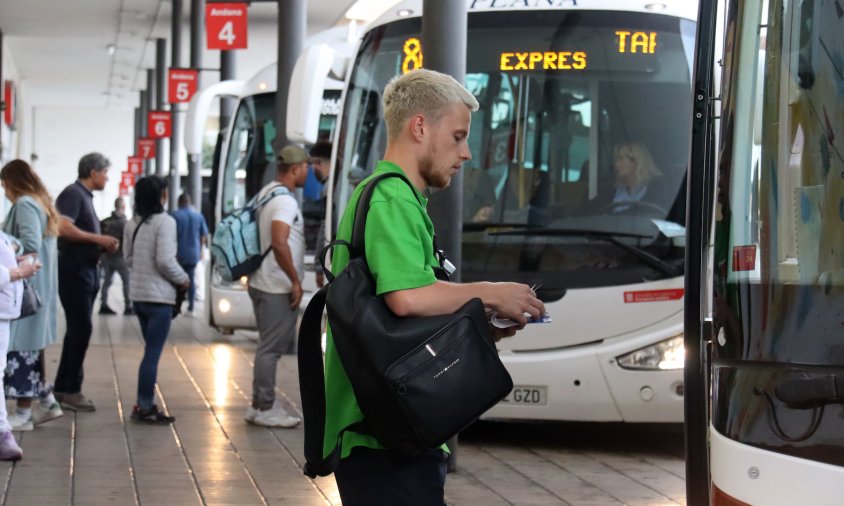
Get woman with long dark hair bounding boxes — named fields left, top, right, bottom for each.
left=123, top=176, right=188, bottom=423
left=0, top=159, right=63, bottom=431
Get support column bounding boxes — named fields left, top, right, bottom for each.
left=144, top=70, right=156, bottom=176
left=169, top=0, right=184, bottom=210
left=188, top=0, right=205, bottom=210
left=273, top=0, right=306, bottom=158
left=155, top=38, right=168, bottom=178
left=220, top=50, right=236, bottom=127
left=422, top=0, right=468, bottom=472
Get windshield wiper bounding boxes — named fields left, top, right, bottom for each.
left=489, top=228, right=683, bottom=277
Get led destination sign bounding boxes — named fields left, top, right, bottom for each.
left=500, top=51, right=587, bottom=71
left=498, top=30, right=658, bottom=72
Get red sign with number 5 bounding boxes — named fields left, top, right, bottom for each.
left=206, top=3, right=248, bottom=50
left=168, top=68, right=199, bottom=103
left=148, top=111, right=171, bottom=139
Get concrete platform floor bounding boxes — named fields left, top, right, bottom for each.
left=0, top=290, right=686, bottom=505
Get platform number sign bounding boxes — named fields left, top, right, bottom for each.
left=127, top=157, right=143, bottom=176
left=138, top=138, right=156, bottom=160
left=206, top=3, right=248, bottom=50
left=168, top=68, right=199, bottom=103
left=148, top=111, right=172, bottom=139
left=120, top=171, right=136, bottom=195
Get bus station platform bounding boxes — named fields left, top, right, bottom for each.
left=1, top=293, right=687, bottom=505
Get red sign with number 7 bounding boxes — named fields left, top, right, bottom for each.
left=206, top=3, right=248, bottom=50
left=138, top=138, right=156, bottom=160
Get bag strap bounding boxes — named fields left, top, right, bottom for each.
left=131, top=214, right=152, bottom=249
left=251, top=184, right=290, bottom=210
left=348, top=172, right=453, bottom=280
left=350, top=172, right=422, bottom=255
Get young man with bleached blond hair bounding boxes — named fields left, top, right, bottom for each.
left=323, top=69, right=545, bottom=505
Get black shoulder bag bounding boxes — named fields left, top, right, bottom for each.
left=297, top=172, right=513, bottom=478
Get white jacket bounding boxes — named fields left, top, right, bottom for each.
left=0, top=233, right=23, bottom=320
left=124, top=213, right=189, bottom=305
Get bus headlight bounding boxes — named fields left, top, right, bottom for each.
left=218, top=298, right=232, bottom=314
left=616, top=335, right=684, bottom=370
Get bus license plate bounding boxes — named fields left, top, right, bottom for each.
left=501, top=386, right=547, bottom=405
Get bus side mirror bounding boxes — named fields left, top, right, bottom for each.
left=287, top=44, right=348, bottom=144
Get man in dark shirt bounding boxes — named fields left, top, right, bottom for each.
left=171, top=193, right=208, bottom=313
left=99, top=197, right=132, bottom=315
left=54, top=152, right=119, bottom=412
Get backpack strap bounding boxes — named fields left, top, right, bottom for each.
left=254, top=184, right=292, bottom=261
left=350, top=172, right=422, bottom=255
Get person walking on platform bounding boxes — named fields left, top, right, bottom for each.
left=0, top=232, right=41, bottom=460
left=123, top=176, right=189, bottom=424
left=99, top=197, right=132, bottom=315
left=245, top=145, right=308, bottom=428
left=325, top=69, right=544, bottom=506
left=170, top=193, right=208, bottom=314
left=0, top=160, right=64, bottom=431
left=53, top=153, right=119, bottom=412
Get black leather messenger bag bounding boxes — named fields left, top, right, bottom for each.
left=297, top=172, right=513, bottom=478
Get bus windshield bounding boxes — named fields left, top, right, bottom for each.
left=335, top=11, right=695, bottom=291
left=222, top=93, right=276, bottom=215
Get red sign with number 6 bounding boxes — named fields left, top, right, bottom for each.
left=138, top=138, right=156, bottom=160
left=168, top=68, right=199, bottom=103
left=206, top=3, right=248, bottom=50
left=148, top=111, right=171, bottom=139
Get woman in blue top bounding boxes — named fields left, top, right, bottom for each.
left=0, top=160, right=63, bottom=431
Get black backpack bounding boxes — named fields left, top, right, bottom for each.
left=297, top=172, right=513, bottom=478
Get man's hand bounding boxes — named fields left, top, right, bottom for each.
left=179, top=279, right=191, bottom=291
left=316, top=272, right=325, bottom=288
left=289, top=282, right=303, bottom=310
left=485, top=282, right=545, bottom=326
left=99, top=235, right=119, bottom=253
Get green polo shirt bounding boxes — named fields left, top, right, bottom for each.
left=323, top=161, right=442, bottom=459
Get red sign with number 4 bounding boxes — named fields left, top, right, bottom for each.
left=206, top=3, right=248, bottom=50
left=168, top=68, right=198, bottom=103
left=148, top=111, right=172, bottom=138
left=138, top=138, right=156, bottom=160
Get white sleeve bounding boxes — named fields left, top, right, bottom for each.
left=268, top=195, right=299, bottom=227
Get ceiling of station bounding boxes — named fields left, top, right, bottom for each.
left=0, top=0, right=358, bottom=110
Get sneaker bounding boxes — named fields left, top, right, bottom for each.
left=0, top=432, right=22, bottom=461
left=99, top=305, right=117, bottom=315
left=247, top=403, right=301, bottom=428
left=130, top=405, right=175, bottom=424
left=57, top=393, right=96, bottom=412
left=7, top=412, right=33, bottom=432
left=33, top=402, right=64, bottom=425
left=124, top=306, right=135, bottom=315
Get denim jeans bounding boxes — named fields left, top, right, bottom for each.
left=133, top=302, right=172, bottom=410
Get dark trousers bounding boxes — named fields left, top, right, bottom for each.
left=133, top=302, right=172, bottom=410
left=55, top=255, right=99, bottom=394
left=101, top=255, right=130, bottom=309
left=334, top=447, right=448, bottom=506
left=180, top=263, right=196, bottom=311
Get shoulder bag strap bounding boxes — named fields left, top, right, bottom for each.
left=130, top=215, right=152, bottom=249
left=349, top=172, right=422, bottom=255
